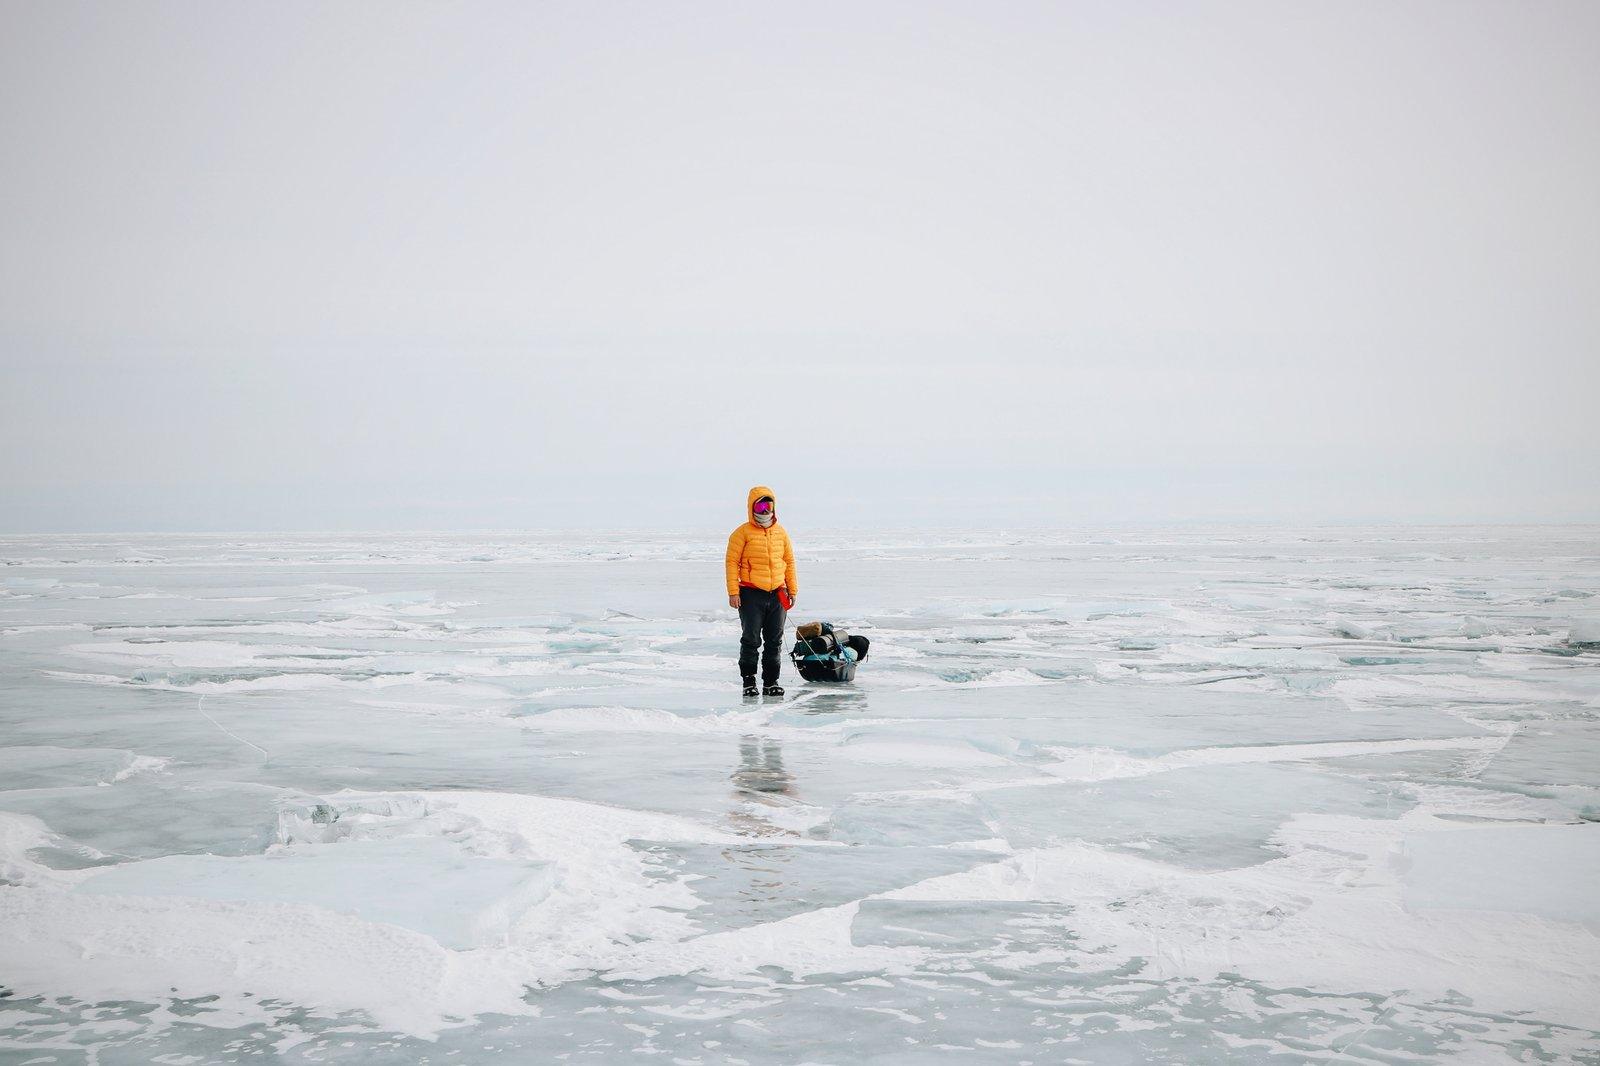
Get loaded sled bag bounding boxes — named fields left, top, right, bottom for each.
left=791, top=621, right=870, bottom=683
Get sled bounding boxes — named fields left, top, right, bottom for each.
left=790, top=622, right=869, bottom=683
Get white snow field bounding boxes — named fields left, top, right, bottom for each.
left=1, top=527, right=1598, bottom=1064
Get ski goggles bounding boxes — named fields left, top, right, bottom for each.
left=753, top=499, right=773, bottom=515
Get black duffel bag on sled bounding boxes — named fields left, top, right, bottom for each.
left=791, top=621, right=870, bottom=683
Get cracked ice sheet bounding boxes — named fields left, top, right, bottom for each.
left=2, top=527, right=1598, bottom=1063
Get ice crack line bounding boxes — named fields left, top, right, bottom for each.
left=196, top=694, right=270, bottom=759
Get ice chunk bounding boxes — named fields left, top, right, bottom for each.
left=1481, top=721, right=1600, bottom=788
left=820, top=793, right=997, bottom=847
left=1329, top=616, right=1377, bottom=640
left=635, top=839, right=999, bottom=935
left=1569, top=616, right=1600, bottom=647
left=1403, top=825, right=1600, bottom=931
left=2, top=780, right=288, bottom=863
left=848, top=684, right=1492, bottom=756
left=0, top=746, right=165, bottom=791
left=978, top=764, right=1414, bottom=870
left=0, top=810, right=80, bottom=886
left=851, top=898, right=1076, bottom=952
left=75, top=837, right=557, bottom=949
left=840, top=733, right=1015, bottom=768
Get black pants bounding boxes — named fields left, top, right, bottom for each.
left=738, top=586, right=786, bottom=684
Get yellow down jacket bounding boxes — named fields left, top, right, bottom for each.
left=725, top=485, right=798, bottom=597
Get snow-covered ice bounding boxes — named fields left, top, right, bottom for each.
left=2, top=526, right=1598, bottom=1063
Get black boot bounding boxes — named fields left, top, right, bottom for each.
left=763, top=683, right=784, bottom=697
left=742, top=676, right=759, bottom=698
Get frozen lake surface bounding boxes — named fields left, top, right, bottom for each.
left=2, top=527, right=1598, bottom=1064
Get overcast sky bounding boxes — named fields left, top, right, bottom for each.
left=2, top=1, right=1596, bottom=532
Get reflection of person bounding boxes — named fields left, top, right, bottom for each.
left=725, top=485, right=797, bottom=698
left=733, top=735, right=795, bottom=795
left=728, top=735, right=798, bottom=840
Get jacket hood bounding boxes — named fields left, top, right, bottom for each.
left=747, top=485, right=776, bottom=524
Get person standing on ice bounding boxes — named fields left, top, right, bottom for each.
left=726, top=486, right=798, bottom=698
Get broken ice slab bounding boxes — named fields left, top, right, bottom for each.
left=851, top=898, right=1078, bottom=954
left=1, top=779, right=291, bottom=864
left=976, top=763, right=1413, bottom=871
left=633, top=839, right=1000, bottom=935
left=1568, top=616, right=1600, bottom=647
left=1479, top=719, right=1600, bottom=788
left=845, top=683, right=1495, bottom=757
left=1404, top=824, right=1600, bottom=931
left=0, top=745, right=164, bottom=791
left=75, top=837, right=557, bottom=949
left=819, top=791, right=998, bottom=847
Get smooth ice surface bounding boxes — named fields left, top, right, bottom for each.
left=2, top=527, right=1599, bottom=1064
